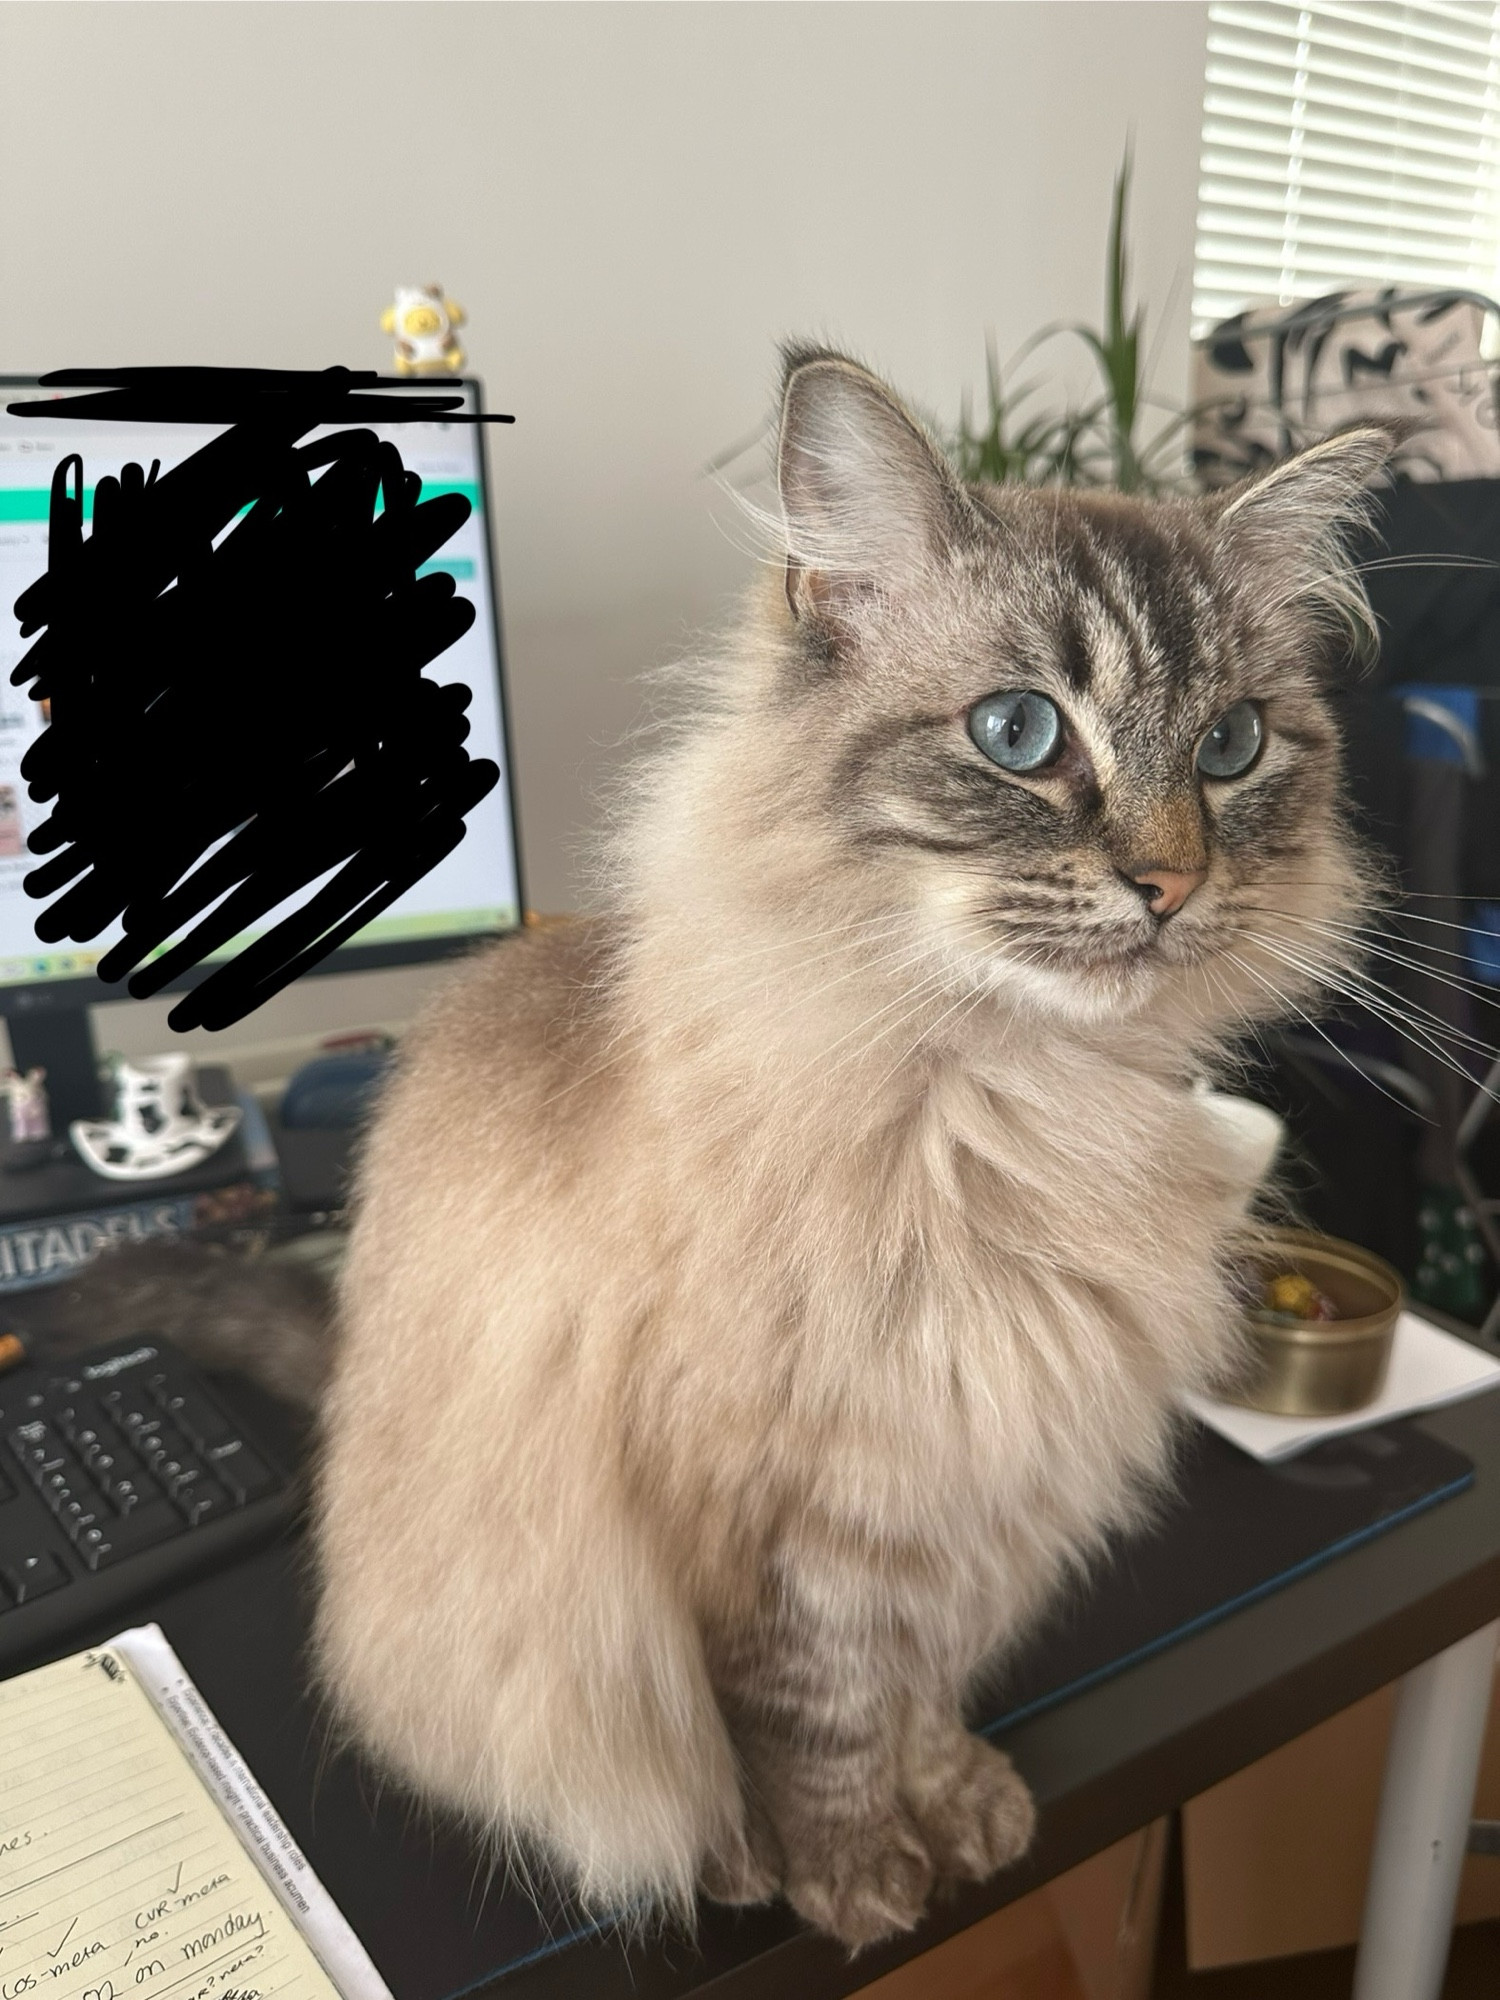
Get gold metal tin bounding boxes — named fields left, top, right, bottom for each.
left=1228, top=1228, right=1405, bottom=1418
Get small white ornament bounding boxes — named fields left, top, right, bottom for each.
left=71, top=1055, right=241, bottom=1182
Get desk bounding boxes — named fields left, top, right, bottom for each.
left=41, top=1374, right=1497, bottom=2000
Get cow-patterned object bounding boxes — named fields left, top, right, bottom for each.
left=1193, top=288, right=1500, bottom=488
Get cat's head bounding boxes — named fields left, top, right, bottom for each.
left=761, top=346, right=1391, bottom=1031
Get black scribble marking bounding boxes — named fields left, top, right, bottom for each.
left=6, top=366, right=514, bottom=1030
left=172, top=1859, right=183, bottom=1895
left=47, top=1913, right=77, bottom=1957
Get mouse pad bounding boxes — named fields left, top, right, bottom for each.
left=143, top=1412, right=1474, bottom=2000
left=972, top=1416, right=1476, bottom=1734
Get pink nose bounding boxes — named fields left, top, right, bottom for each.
left=1131, top=866, right=1207, bottom=916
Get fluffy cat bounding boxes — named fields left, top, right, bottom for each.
left=309, top=351, right=1389, bottom=1946
left=25, top=349, right=1391, bottom=1950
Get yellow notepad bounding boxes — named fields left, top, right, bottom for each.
left=0, top=1627, right=390, bottom=1999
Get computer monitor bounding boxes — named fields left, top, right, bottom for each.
left=0, top=375, right=524, bottom=1126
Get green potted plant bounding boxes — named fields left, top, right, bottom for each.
left=950, top=152, right=1196, bottom=495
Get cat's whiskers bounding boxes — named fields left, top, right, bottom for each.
left=1229, top=928, right=1500, bottom=1096
left=1229, top=921, right=1454, bottom=1052
left=1221, top=947, right=1428, bottom=1118
left=554, top=921, right=962, bottom=1115
left=1196, top=959, right=1280, bottom=1082
left=753, top=929, right=955, bottom=1024
left=779, top=946, right=979, bottom=1102
left=1264, top=880, right=1500, bottom=908
left=539, top=920, right=941, bottom=1108
left=1230, top=907, right=1500, bottom=1058
left=685, top=907, right=914, bottom=976
left=1261, top=909, right=1500, bottom=1020
left=1236, top=895, right=1495, bottom=953
left=865, top=981, right=995, bottom=1112
left=1235, top=903, right=1487, bottom=970
left=1353, top=554, right=1499, bottom=576
left=1247, top=933, right=1486, bottom=1080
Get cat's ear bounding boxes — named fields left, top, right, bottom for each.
left=1207, top=425, right=1398, bottom=648
left=1212, top=424, right=1395, bottom=542
left=777, top=348, right=968, bottom=632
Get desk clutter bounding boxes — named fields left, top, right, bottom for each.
left=55, top=1402, right=1471, bottom=2000
left=70, top=1053, right=243, bottom=1182
left=0, top=1335, right=296, bottom=1671
left=0, top=1064, right=280, bottom=1295
left=0, top=1621, right=389, bottom=1999
left=0, top=1040, right=380, bottom=1300
left=1189, top=1309, right=1500, bottom=1462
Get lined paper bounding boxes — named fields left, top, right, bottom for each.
left=0, top=1641, right=346, bottom=2000
left=109, top=1629, right=390, bottom=2000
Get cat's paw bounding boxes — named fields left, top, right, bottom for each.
left=906, top=1735, right=1036, bottom=1883
left=699, top=1803, right=782, bottom=1906
left=783, top=1807, right=934, bottom=1949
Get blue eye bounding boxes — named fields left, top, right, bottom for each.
left=969, top=691, right=1063, bottom=773
left=1197, top=701, right=1264, bottom=779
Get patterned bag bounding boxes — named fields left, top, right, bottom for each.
left=1192, top=287, right=1500, bottom=486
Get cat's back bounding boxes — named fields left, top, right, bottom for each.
left=362, top=916, right=620, bottom=1154
left=338, top=916, right=633, bottom=1333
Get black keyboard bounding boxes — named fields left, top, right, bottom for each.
left=0, top=1334, right=296, bottom=1669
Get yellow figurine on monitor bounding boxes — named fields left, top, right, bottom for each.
left=381, top=283, right=466, bottom=375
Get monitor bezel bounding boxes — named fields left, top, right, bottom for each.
left=0, top=372, right=527, bottom=1013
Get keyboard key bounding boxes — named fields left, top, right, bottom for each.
left=95, top=1447, right=142, bottom=1486
left=8, top=1423, right=66, bottom=1482
left=58, top=1498, right=102, bottom=1540
left=174, top=1479, right=233, bottom=1527
left=1, top=1552, right=70, bottom=1602
left=103, top=1395, right=165, bottom=1443
left=74, top=1502, right=180, bottom=1572
left=21, top=1454, right=66, bottom=1491
left=55, top=1402, right=107, bottom=1446
left=206, top=1439, right=276, bottom=1503
left=0, top=1345, right=285, bottom=1638
left=104, top=1476, right=148, bottom=1515
left=137, top=1425, right=189, bottom=1469
left=66, top=1422, right=115, bottom=1466
left=151, top=1382, right=234, bottom=1450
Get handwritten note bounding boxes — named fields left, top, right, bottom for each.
left=0, top=1640, right=350, bottom=2000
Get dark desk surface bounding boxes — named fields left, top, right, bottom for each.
left=56, top=1380, right=1500, bottom=2000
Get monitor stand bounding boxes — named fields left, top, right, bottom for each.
left=2, top=997, right=104, bottom=1134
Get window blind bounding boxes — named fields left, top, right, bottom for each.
left=1193, top=1, right=1500, bottom=332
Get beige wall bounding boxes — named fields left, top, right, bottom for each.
left=0, top=0, right=1210, bottom=1060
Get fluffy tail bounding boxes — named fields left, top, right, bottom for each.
left=3, top=1239, right=334, bottom=1407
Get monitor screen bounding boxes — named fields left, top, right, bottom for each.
left=0, top=376, right=522, bottom=999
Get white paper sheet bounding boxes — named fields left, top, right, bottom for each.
left=112, top=1623, right=394, bottom=2000
left=1185, top=1310, right=1500, bottom=1461
left=0, top=1634, right=353, bottom=1999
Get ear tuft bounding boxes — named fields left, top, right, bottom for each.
left=1212, top=424, right=1400, bottom=657
left=777, top=350, right=968, bottom=626
left=1216, top=423, right=1397, bottom=534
